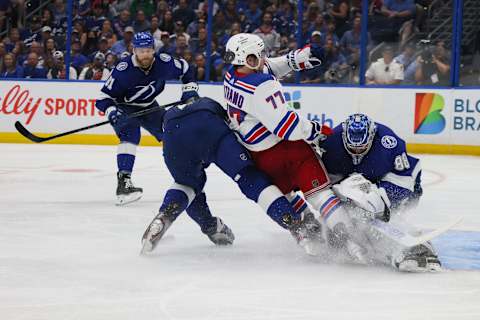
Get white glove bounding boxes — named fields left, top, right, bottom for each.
left=286, top=45, right=322, bottom=71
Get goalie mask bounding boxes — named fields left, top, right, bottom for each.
left=342, top=114, right=377, bottom=165
left=224, top=33, right=266, bottom=70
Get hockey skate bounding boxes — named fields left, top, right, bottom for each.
left=392, top=243, right=442, bottom=272
left=116, top=171, right=143, bottom=206
left=203, top=217, right=235, bottom=245
left=289, top=212, right=324, bottom=256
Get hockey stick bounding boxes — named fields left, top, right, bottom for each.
left=14, top=100, right=183, bottom=143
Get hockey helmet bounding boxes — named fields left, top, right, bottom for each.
left=133, top=32, right=154, bottom=49
left=342, top=114, right=377, bottom=165
left=224, top=33, right=266, bottom=69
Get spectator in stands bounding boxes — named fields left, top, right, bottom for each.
left=131, top=0, right=155, bottom=17
left=171, top=20, right=190, bottom=42
left=23, top=52, right=48, bottom=78
left=327, top=0, right=350, bottom=38
left=190, top=27, right=207, bottom=56
left=173, top=0, right=196, bottom=28
left=113, top=9, right=131, bottom=40
left=47, top=51, right=77, bottom=79
left=309, top=13, right=327, bottom=36
left=321, top=20, right=340, bottom=48
left=305, top=2, right=320, bottom=29
left=99, top=20, right=117, bottom=46
left=79, top=52, right=110, bottom=80
left=44, top=38, right=56, bottom=57
left=76, top=0, right=91, bottom=17
left=156, top=0, right=169, bottom=20
left=41, top=8, right=54, bottom=27
left=1, top=53, right=23, bottom=78
left=415, top=40, right=451, bottom=86
left=158, top=31, right=172, bottom=53
left=160, top=10, right=174, bottom=34
left=244, top=1, right=262, bottom=32
left=109, top=0, right=130, bottom=18
left=90, top=36, right=110, bottom=60
left=366, top=45, right=404, bottom=85
left=0, top=42, right=6, bottom=72
left=194, top=52, right=215, bottom=81
left=71, top=40, right=89, bottom=72
left=340, top=15, right=371, bottom=65
left=86, top=2, right=107, bottom=30
left=41, top=26, right=53, bottom=43
left=172, top=34, right=189, bottom=58
left=187, top=16, right=206, bottom=38
left=394, top=41, right=417, bottom=84
left=150, top=15, right=162, bottom=41
left=273, top=0, right=296, bottom=37
left=254, top=12, right=281, bottom=56
left=21, top=16, right=43, bottom=47
left=105, top=52, right=118, bottom=71
left=5, top=28, right=21, bottom=53
left=223, top=0, right=242, bottom=25
left=133, top=10, right=151, bottom=33
left=111, top=26, right=134, bottom=56
left=27, top=41, right=45, bottom=68
left=310, top=31, right=322, bottom=46
left=0, top=0, right=8, bottom=31
left=51, top=0, right=67, bottom=27
left=373, top=0, right=415, bottom=47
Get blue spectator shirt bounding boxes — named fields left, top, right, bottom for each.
left=23, top=66, right=48, bottom=78
left=383, top=0, right=416, bottom=15
left=394, top=53, right=417, bottom=82
left=1, top=65, right=24, bottom=78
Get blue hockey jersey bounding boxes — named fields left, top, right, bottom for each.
left=320, top=123, right=422, bottom=208
left=163, top=97, right=227, bottom=124
left=95, top=53, right=195, bottom=112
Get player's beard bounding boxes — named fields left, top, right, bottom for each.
left=137, top=56, right=154, bottom=69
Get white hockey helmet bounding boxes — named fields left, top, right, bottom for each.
left=224, top=33, right=266, bottom=69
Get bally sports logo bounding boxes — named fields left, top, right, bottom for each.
left=414, top=93, right=446, bottom=134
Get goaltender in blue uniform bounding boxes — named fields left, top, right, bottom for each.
left=141, top=97, right=321, bottom=252
left=95, top=32, right=199, bottom=205
left=319, top=114, right=423, bottom=211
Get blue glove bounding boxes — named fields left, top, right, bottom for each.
left=105, top=106, right=129, bottom=129
left=181, top=82, right=200, bottom=104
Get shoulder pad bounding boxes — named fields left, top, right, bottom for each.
left=158, top=53, right=172, bottom=62
left=116, top=61, right=129, bottom=71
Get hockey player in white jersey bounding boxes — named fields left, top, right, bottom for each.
left=223, top=33, right=367, bottom=258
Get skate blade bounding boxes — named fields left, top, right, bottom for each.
left=140, top=238, right=154, bottom=254
left=116, top=192, right=142, bottom=206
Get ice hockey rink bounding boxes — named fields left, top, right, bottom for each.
left=1, top=143, right=480, bottom=320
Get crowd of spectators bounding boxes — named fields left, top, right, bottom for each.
left=0, top=0, right=453, bottom=86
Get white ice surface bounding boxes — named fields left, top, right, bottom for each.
left=1, top=144, right=480, bottom=320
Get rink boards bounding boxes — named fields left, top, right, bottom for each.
left=1, top=79, right=480, bottom=155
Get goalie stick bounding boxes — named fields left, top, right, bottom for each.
left=14, top=100, right=184, bottom=143
left=367, top=217, right=463, bottom=248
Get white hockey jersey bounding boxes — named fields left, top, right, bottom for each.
left=223, top=66, right=315, bottom=152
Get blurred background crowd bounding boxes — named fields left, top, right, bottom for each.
left=0, top=0, right=479, bottom=86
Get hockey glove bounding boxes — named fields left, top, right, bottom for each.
left=181, top=82, right=200, bottom=104
left=105, top=106, right=129, bottom=129
left=306, top=120, right=332, bottom=144
left=286, top=45, right=322, bottom=71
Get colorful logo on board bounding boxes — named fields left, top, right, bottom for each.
left=284, top=90, right=301, bottom=110
left=414, top=93, right=446, bottom=134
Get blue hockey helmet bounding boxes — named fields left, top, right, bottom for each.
left=341, top=114, right=377, bottom=165
left=133, top=32, right=154, bottom=49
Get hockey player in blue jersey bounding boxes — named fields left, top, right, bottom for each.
left=317, top=114, right=441, bottom=271
left=320, top=114, right=422, bottom=210
left=95, top=32, right=199, bottom=205
left=141, top=96, right=321, bottom=252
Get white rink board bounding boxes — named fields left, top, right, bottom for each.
left=0, top=80, right=479, bottom=147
